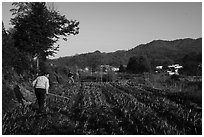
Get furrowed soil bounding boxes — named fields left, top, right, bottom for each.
left=2, top=81, right=202, bottom=135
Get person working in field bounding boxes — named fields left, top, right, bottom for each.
left=33, top=71, right=50, bottom=113
left=68, top=71, right=74, bottom=83
left=75, top=71, right=80, bottom=82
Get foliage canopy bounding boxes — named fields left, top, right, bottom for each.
left=126, top=55, right=151, bottom=74
left=10, top=2, right=79, bottom=59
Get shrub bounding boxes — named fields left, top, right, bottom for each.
left=126, top=55, right=151, bottom=74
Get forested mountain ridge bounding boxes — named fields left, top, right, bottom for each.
left=50, top=38, right=202, bottom=70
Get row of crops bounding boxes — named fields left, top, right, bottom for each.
left=2, top=81, right=202, bottom=135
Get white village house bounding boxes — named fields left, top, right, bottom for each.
left=155, top=66, right=163, bottom=73
left=100, top=65, right=119, bottom=72
left=167, top=64, right=183, bottom=75
left=155, top=64, right=183, bottom=75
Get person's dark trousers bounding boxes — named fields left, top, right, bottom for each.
left=35, top=88, right=46, bottom=113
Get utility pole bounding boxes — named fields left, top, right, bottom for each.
left=100, top=55, right=102, bottom=82
left=36, top=56, right=39, bottom=73
left=100, top=66, right=103, bottom=82
left=34, top=55, right=39, bottom=75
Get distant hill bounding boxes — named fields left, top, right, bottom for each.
left=50, top=38, right=202, bottom=70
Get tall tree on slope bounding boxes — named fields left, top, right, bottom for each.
left=10, top=2, right=79, bottom=72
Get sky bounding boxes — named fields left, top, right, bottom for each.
left=2, top=2, right=202, bottom=59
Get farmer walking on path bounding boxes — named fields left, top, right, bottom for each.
left=33, top=71, right=50, bottom=113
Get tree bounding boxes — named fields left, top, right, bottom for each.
left=2, top=22, right=17, bottom=69
left=180, top=53, right=202, bottom=76
left=3, top=25, right=34, bottom=74
left=10, top=2, right=79, bottom=72
left=2, top=22, right=33, bottom=75
left=126, top=55, right=151, bottom=74
left=87, top=53, right=102, bottom=72
left=119, top=64, right=126, bottom=72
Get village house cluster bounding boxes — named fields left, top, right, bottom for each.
left=155, top=64, right=183, bottom=76
left=79, top=65, right=119, bottom=73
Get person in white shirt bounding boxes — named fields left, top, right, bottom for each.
left=33, top=72, right=50, bottom=113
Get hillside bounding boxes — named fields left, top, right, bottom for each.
left=50, top=38, right=202, bottom=70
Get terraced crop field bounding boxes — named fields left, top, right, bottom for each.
left=2, top=81, right=202, bottom=135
